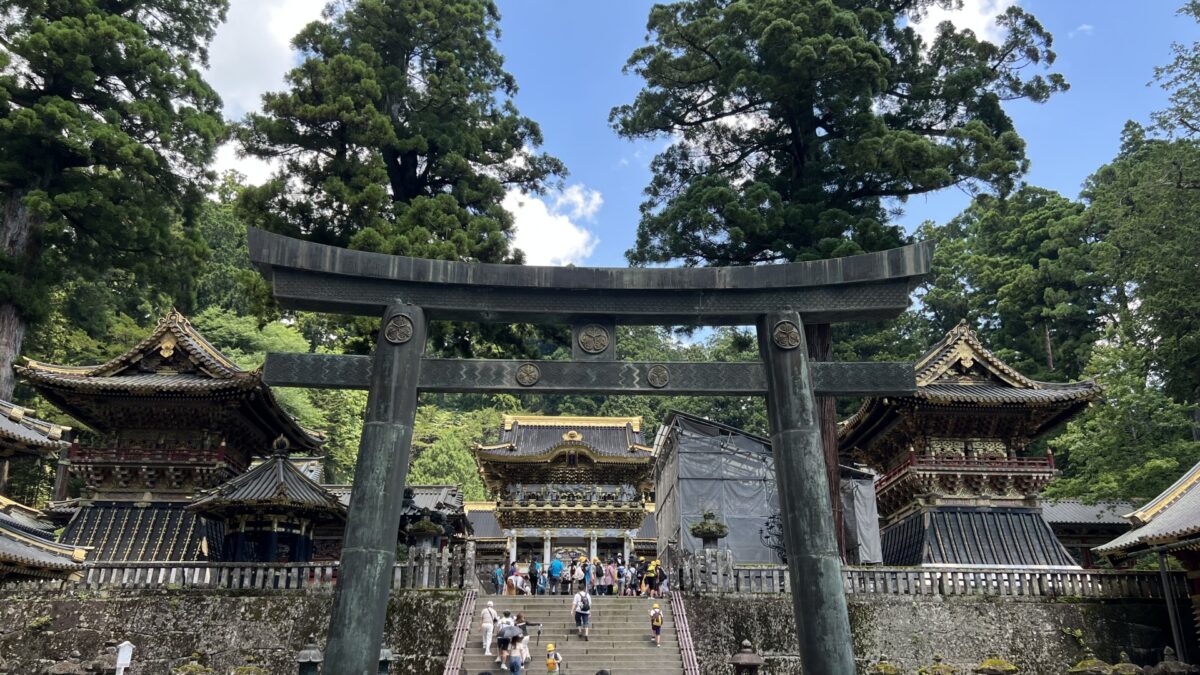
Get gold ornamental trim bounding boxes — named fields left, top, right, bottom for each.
left=503, top=415, right=642, bottom=433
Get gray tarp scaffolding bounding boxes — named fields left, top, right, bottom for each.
left=654, top=411, right=882, bottom=564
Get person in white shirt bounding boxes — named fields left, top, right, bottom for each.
left=571, top=588, right=592, bottom=640
left=480, top=600, right=499, bottom=655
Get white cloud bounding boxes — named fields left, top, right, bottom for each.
left=505, top=187, right=601, bottom=266
left=552, top=185, right=604, bottom=222
left=206, top=0, right=326, bottom=119
left=909, top=0, right=1016, bottom=45
left=212, top=143, right=277, bottom=185
left=1069, top=23, right=1095, bottom=38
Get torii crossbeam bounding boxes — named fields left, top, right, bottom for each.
left=248, top=227, right=933, bottom=675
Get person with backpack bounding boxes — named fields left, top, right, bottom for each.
left=571, top=560, right=585, bottom=594
left=571, top=586, right=592, bottom=641
left=480, top=600, right=500, bottom=656
left=649, top=602, right=664, bottom=648
left=496, top=615, right=522, bottom=670
left=545, top=643, right=564, bottom=673
left=616, top=560, right=626, bottom=596
left=492, top=564, right=504, bottom=596
left=548, top=555, right=564, bottom=595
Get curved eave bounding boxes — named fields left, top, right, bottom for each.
left=187, top=498, right=346, bottom=522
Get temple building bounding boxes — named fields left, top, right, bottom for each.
left=0, top=493, right=87, bottom=580
left=188, top=436, right=346, bottom=563
left=839, top=320, right=1101, bottom=567
left=471, top=415, right=656, bottom=564
left=0, top=398, right=70, bottom=501
left=1041, top=499, right=1135, bottom=568
left=1097, top=460, right=1200, bottom=630
left=18, top=311, right=324, bottom=561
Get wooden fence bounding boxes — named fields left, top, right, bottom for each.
left=674, top=551, right=1187, bottom=599
left=1, top=545, right=474, bottom=592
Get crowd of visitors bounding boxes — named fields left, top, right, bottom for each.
left=479, top=554, right=671, bottom=673
left=491, top=554, right=669, bottom=597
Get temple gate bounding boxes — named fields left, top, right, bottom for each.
left=248, top=227, right=932, bottom=675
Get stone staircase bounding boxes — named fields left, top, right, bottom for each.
left=461, top=594, right=685, bottom=674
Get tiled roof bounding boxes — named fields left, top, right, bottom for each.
left=467, top=509, right=503, bottom=538
left=1096, top=460, right=1200, bottom=555
left=16, top=311, right=323, bottom=451
left=60, top=502, right=220, bottom=561
left=0, top=399, right=69, bottom=454
left=0, top=495, right=55, bottom=537
left=477, top=415, right=653, bottom=459
left=840, top=321, right=1101, bottom=448
left=1042, top=499, right=1136, bottom=526
left=882, top=507, right=1079, bottom=567
left=0, top=518, right=86, bottom=575
left=403, top=485, right=464, bottom=516
left=189, top=450, right=346, bottom=521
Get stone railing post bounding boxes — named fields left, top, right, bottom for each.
left=463, top=540, right=478, bottom=590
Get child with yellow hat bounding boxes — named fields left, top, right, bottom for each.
left=649, top=602, right=664, bottom=647
left=545, top=643, right=563, bottom=672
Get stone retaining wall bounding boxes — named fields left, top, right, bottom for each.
left=683, top=593, right=1187, bottom=674
left=0, top=589, right=462, bottom=674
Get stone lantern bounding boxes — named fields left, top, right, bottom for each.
left=729, top=640, right=765, bottom=675
left=972, top=653, right=1019, bottom=674
left=1150, top=647, right=1199, bottom=674
left=295, top=636, right=323, bottom=675
left=1067, top=648, right=1111, bottom=674
left=1111, top=651, right=1145, bottom=675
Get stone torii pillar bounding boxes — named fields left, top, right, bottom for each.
left=757, top=311, right=855, bottom=673
left=323, top=304, right=425, bottom=675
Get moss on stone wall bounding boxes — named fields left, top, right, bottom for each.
left=0, top=589, right=462, bottom=675
left=682, top=594, right=1185, bottom=675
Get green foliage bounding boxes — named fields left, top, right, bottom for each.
left=407, top=404, right=506, bottom=499
left=0, top=0, right=227, bottom=360
left=1045, top=335, right=1200, bottom=502
left=612, top=0, right=1065, bottom=266
left=919, top=186, right=1115, bottom=381
left=235, top=0, right=562, bottom=257
left=1151, top=2, right=1200, bottom=137
left=1084, top=126, right=1200, bottom=405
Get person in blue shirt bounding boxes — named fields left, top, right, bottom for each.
left=492, top=564, right=504, bottom=596
left=548, top=555, right=564, bottom=595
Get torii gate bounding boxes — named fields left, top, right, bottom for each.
left=248, top=227, right=932, bottom=675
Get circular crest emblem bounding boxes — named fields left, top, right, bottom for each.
left=577, top=324, right=610, bottom=354
left=772, top=320, right=802, bottom=350
left=516, top=363, right=541, bottom=387
left=647, top=364, right=670, bottom=389
left=384, top=314, right=415, bottom=344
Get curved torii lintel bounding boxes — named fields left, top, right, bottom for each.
left=248, top=227, right=933, bottom=325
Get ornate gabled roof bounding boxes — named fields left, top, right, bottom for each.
left=188, top=438, right=346, bottom=521
left=1096, top=460, right=1200, bottom=556
left=0, top=399, right=70, bottom=456
left=15, top=311, right=323, bottom=452
left=0, top=494, right=55, bottom=537
left=475, top=415, right=655, bottom=461
left=840, top=321, right=1102, bottom=455
left=910, top=320, right=1101, bottom=405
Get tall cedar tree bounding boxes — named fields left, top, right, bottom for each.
left=612, top=0, right=1066, bottom=265
left=612, top=0, right=1065, bottom=548
left=1152, top=1, right=1200, bottom=137
left=236, top=0, right=563, bottom=356
left=918, top=186, right=1116, bottom=382
left=0, top=0, right=227, bottom=398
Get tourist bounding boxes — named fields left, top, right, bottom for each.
left=528, top=557, right=540, bottom=595
left=545, top=643, right=564, bottom=673
left=495, top=611, right=516, bottom=666
left=506, top=635, right=525, bottom=673
left=480, top=600, right=499, bottom=656
left=592, top=558, right=604, bottom=595
left=656, top=561, right=669, bottom=595
left=572, top=585, right=592, bottom=641
left=616, top=559, right=626, bottom=596
left=571, top=560, right=585, bottom=593
left=649, top=602, right=664, bottom=647
left=507, top=567, right=525, bottom=595
left=646, top=559, right=659, bottom=598
left=623, top=562, right=636, bottom=596
left=548, top=555, right=563, bottom=595
left=604, top=558, right=617, bottom=596
left=514, top=612, right=528, bottom=637
left=492, top=564, right=504, bottom=595
left=513, top=632, right=531, bottom=669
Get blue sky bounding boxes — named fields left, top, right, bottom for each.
left=207, top=1, right=1200, bottom=268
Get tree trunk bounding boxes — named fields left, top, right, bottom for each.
left=1043, top=323, right=1055, bottom=372
left=806, top=323, right=844, bottom=558
left=0, top=189, right=37, bottom=400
